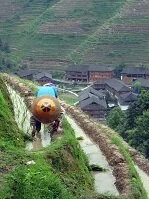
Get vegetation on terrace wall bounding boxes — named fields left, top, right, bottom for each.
left=0, top=75, right=25, bottom=196
left=0, top=75, right=23, bottom=146
left=112, top=136, right=148, bottom=199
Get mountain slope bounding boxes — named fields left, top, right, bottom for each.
left=0, top=0, right=149, bottom=71
left=0, top=0, right=127, bottom=70
left=69, top=0, right=149, bottom=66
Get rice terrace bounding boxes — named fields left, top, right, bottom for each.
left=0, top=0, right=149, bottom=199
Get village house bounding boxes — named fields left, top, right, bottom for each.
left=119, top=92, right=138, bottom=105
left=65, top=65, right=114, bottom=82
left=105, top=78, right=131, bottom=98
left=121, top=66, right=149, bottom=85
left=88, top=66, right=113, bottom=82
left=79, top=95, right=107, bottom=120
left=78, top=87, right=107, bottom=120
left=92, top=80, right=106, bottom=90
left=65, top=65, right=89, bottom=82
left=79, top=86, right=105, bottom=99
left=15, top=70, right=35, bottom=80
left=33, top=72, right=52, bottom=85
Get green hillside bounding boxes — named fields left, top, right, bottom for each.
left=72, top=0, right=149, bottom=67
left=0, top=0, right=149, bottom=71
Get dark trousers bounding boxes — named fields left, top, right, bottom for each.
left=30, top=116, right=60, bottom=133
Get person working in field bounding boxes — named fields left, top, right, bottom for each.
left=30, top=82, right=60, bottom=137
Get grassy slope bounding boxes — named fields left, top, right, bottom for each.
left=0, top=74, right=25, bottom=196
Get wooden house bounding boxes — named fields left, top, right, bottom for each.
left=119, top=92, right=138, bottom=105
left=65, top=65, right=114, bottom=82
left=92, top=80, right=106, bottom=90
left=65, top=65, right=89, bottom=82
left=78, top=87, right=107, bottom=120
left=79, top=95, right=107, bottom=120
left=105, top=78, right=131, bottom=98
left=33, top=72, right=52, bottom=85
left=121, top=66, right=149, bottom=85
left=88, top=66, right=113, bottom=82
left=79, top=87, right=105, bottom=99
left=16, top=70, right=35, bottom=80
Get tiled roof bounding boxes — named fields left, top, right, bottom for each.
left=121, top=67, right=149, bottom=75
left=66, top=65, right=114, bottom=72
left=34, top=72, right=52, bottom=80
left=120, top=92, right=138, bottom=102
left=106, top=78, right=131, bottom=92
left=66, top=65, right=89, bottom=72
left=79, top=86, right=104, bottom=99
left=16, top=70, right=34, bottom=77
left=79, top=95, right=107, bottom=110
left=93, top=80, right=106, bottom=85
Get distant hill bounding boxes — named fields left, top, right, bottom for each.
left=0, top=0, right=149, bottom=71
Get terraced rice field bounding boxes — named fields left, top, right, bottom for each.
left=73, top=0, right=149, bottom=66
left=0, top=0, right=149, bottom=70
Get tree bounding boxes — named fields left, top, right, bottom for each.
left=125, top=90, right=149, bottom=130
left=132, top=81, right=142, bottom=94
left=130, top=111, right=149, bottom=158
left=114, top=63, right=126, bottom=78
left=106, top=107, right=125, bottom=132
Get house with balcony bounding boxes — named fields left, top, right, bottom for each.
left=88, top=66, right=114, bottom=82
left=121, top=66, right=149, bottom=85
left=65, top=65, right=114, bottom=82
left=65, top=65, right=89, bottom=82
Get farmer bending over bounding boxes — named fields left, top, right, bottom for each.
left=30, top=83, right=60, bottom=137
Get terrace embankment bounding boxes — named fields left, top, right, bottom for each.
left=2, top=73, right=148, bottom=198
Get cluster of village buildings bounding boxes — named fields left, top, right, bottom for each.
left=16, top=65, right=149, bottom=121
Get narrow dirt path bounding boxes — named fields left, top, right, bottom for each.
left=66, top=115, right=119, bottom=195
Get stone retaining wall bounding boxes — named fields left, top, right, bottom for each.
left=3, top=74, right=35, bottom=111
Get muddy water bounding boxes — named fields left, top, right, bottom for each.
left=66, top=115, right=119, bottom=196
left=7, top=86, right=51, bottom=151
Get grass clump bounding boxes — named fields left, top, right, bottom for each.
left=6, top=158, right=75, bottom=199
